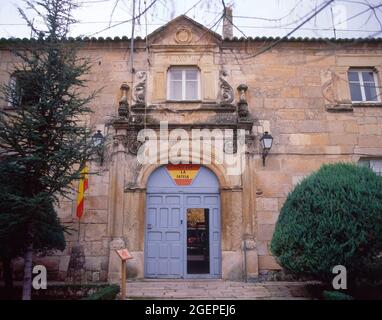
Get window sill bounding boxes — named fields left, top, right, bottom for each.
left=351, top=102, right=382, bottom=107
left=166, top=100, right=202, bottom=103
left=326, top=102, right=382, bottom=112
left=326, top=104, right=354, bottom=112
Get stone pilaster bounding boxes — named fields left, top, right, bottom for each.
left=107, top=129, right=128, bottom=282
left=107, top=238, right=126, bottom=283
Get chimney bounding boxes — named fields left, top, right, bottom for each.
left=223, top=6, right=233, bottom=39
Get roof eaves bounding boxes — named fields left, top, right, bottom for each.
left=222, top=36, right=382, bottom=43
left=1, top=36, right=382, bottom=45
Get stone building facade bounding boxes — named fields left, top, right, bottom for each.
left=1, top=15, right=382, bottom=283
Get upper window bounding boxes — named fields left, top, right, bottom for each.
left=7, top=72, right=39, bottom=108
left=167, top=67, right=200, bottom=101
left=347, top=68, right=380, bottom=103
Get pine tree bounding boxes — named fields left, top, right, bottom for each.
left=0, top=0, right=98, bottom=300
left=0, top=160, right=66, bottom=296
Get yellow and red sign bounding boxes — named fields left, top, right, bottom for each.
left=166, top=164, right=200, bottom=186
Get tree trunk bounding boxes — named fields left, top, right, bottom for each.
left=22, top=242, right=33, bottom=300
left=3, top=255, right=13, bottom=291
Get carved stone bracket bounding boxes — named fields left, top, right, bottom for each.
left=118, top=83, right=130, bottom=118
left=218, top=70, right=234, bottom=106
left=132, top=71, right=146, bottom=107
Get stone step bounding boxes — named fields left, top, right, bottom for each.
left=124, top=280, right=313, bottom=300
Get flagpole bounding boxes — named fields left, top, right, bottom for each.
left=78, top=218, right=81, bottom=243
left=76, top=164, right=88, bottom=243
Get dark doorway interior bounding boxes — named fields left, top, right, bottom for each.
left=186, top=208, right=210, bottom=274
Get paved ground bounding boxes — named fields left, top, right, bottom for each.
left=125, top=280, right=314, bottom=300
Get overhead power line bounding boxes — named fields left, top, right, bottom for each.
left=184, top=0, right=204, bottom=16
left=78, top=0, right=113, bottom=3
left=86, top=0, right=158, bottom=37
left=0, top=21, right=379, bottom=34
left=242, top=0, right=335, bottom=60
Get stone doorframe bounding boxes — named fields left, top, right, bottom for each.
left=106, top=131, right=259, bottom=282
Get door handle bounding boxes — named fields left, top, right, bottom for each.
left=147, top=224, right=152, bottom=229
left=180, top=219, right=183, bottom=224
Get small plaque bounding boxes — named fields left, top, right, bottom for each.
left=115, top=249, right=133, bottom=261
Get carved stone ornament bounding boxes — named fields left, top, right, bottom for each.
left=118, top=83, right=130, bottom=118
left=237, top=84, right=250, bottom=119
left=320, top=70, right=336, bottom=105
left=245, top=132, right=256, bottom=154
left=132, top=71, right=146, bottom=105
left=223, top=132, right=237, bottom=154
left=175, top=26, right=193, bottom=44
left=126, top=130, right=143, bottom=155
left=129, top=114, right=144, bottom=125
left=320, top=70, right=353, bottom=112
left=113, top=134, right=128, bottom=148
left=219, top=70, right=234, bottom=105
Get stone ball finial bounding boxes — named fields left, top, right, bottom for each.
left=237, top=84, right=248, bottom=92
left=120, top=83, right=130, bottom=91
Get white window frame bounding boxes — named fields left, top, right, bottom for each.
left=167, top=67, right=200, bottom=101
left=6, top=75, right=20, bottom=108
left=348, top=68, right=381, bottom=103
left=358, top=159, right=382, bottom=176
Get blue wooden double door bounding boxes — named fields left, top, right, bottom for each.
left=144, top=166, right=221, bottom=278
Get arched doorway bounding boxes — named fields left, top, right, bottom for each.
left=144, top=165, right=221, bottom=278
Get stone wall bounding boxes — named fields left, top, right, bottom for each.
left=226, top=42, right=382, bottom=271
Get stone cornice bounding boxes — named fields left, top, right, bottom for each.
left=124, top=186, right=146, bottom=192
left=131, top=103, right=237, bottom=113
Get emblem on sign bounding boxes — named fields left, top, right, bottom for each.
left=166, top=164, right=200, bottom=186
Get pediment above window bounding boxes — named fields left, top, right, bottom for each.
left=147, top=15, right=221, bottom=47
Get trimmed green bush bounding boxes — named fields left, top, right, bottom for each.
left=270, top=163, right=382, bottom=282
left=82, top=284, right=120, bottom=300
left=322, top=290, right=354, bottom=300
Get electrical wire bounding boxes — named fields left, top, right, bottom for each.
left=242, top=0, right=335, bottom=60
left=184, top=0, right=204, bottom=16
left=86, top=0, right=158, bottom=37
left=0, top=21, right=380, bottom=34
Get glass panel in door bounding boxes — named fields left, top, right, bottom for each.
left=186, top=208, right=210, bottom=274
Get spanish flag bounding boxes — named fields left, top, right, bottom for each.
left=76, top=165, right=89, bottom=219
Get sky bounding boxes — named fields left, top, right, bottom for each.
left=0, top=0, right=381, bottom=39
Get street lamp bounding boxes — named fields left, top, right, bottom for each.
left=260, top=131, right=273, bottom=166
left=92, top=130, right=104, bottom=164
